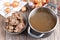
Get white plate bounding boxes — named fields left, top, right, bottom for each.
left=0, top=0, right=27, bottom=18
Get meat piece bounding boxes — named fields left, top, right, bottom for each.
left=14, top=22, right=25, bottom=33
left=16, top=22, right=25, bottom=30
left=8, top=29, right=13, bottom=32
left=14, top=20, right=19, bottom=25
left=9, top=19, right=16, bottom=25
left=14, top=12, right=24, bottom=20
left=14, top=12, right=19, bottom=18
left=9, top=18, right=19, bottom=25
left=8, top=25, right=14, bottom=30
left=14, top=28, right=21, bottom=32
left=7, top=25, right=14, bottom=32
left=5, top=25, right=14, bottom=32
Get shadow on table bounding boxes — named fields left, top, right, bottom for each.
left=20, top=26, right=54, bottom=38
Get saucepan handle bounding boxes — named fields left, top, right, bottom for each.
left=43, top=3, right=60, bottom=16
left=28, top=27, right=45, bottom=38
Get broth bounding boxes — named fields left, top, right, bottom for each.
left=30, top=9, right=56, bottom=32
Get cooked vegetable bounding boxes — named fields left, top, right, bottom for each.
left=4, top=2, right=10, bottom=7
left=28, top=0, right=48, bottom=8
left=5, top=8, right=10, bottom=13
left=12, top=1, right=19, bottom=8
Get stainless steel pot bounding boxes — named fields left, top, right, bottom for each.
left=28, top=3, right=59, bottom=38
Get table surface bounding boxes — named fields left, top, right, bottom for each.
left=0, top=0, right=60, bottom=40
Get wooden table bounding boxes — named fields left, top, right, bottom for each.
left=0, top=0, right=60, bottom=40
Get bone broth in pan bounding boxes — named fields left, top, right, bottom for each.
left=30, top=9, right=56, bottom=32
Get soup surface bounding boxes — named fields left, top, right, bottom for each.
left=30, top=9, right=56, bottom=32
